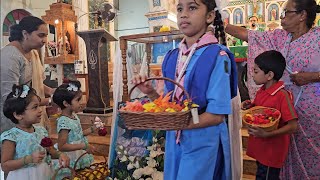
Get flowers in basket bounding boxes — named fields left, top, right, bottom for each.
left=120, top=91, right=197, bottom=113
left=242, top=106, right=281, bottom=131
left=243, top=108, right=280, bottom=125
left=112, top=130, right=165, bottom=180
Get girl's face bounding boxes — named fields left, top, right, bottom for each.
left=23, top=24, right=48, bottom=49
left=253, top=63, right=269, bottom=85
left=69, top=92, right=83, bottom=113
left=177, top=0, right=215, bottom=38
left=21, top=96, right=42, bottom=125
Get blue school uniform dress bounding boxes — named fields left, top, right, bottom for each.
left=162, top=44, right=237, bottom=180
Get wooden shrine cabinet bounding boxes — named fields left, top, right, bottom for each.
left=119, top=30, right=183, bottom=101
left=42, top=2, right=78, bottom=64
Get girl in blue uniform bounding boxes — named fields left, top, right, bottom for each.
left=131, top=0, right=237, bottom=179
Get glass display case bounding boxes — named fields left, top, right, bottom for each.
left=119, top=30, right=183, bottom=101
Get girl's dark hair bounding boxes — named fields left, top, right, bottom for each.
left=3, top=84, right=40, bottom=124
left=201, top=0, right=227, bottom=46
left=254, top=50, right=286, bottom=81
left=53, top=80, right=82, bottom=109
left=9, top=16, right=46, bottom=42
left=293, top=0, right=320, bottom=28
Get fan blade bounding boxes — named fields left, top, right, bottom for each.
left=102, top=11, right=116, bottom=21
left=103, top=3, right=113, bottom=12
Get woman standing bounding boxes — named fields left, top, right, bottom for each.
left=225, top=0, right=320, bottom=179
left=1, top=16, right=54, bottom=134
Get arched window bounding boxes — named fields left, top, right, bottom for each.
left=2, top=9, right=31, bottom=36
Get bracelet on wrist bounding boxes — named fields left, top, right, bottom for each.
left=23, top=155, right=28, bottom=166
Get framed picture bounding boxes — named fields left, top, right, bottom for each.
left=233, top=8, right=244, bottom=24
left=268, top=4, right=280, bottom=21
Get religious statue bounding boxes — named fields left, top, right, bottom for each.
left=271, top=7, right=277, bottom=21
left=58, top=35, right=71, bottom=54
left=252, top=0, right=260, bottom=16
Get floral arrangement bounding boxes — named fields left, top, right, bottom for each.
left=94, top=116, right=107, bottom=136
left=112, top=130, right=165, bottom=180
left=243, top=108, right=280, bottom=125
left=120, top=91, right=197, bottom=113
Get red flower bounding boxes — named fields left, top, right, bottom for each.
left=98, top=127, right=107, bottom=136
left=40, top=137, right=53, bottom=148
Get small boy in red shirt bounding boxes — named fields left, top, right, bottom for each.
left=242, top=50, right=298, bottom=180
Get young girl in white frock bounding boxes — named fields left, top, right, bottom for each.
left=1, top=84, right=69, bottom=180
left=52, top=80, right=96, bottom=179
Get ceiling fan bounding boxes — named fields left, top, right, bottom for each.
left=75, top=2, right=117, bottom=31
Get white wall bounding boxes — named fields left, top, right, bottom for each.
left=116, top=0, right=150, bottom=38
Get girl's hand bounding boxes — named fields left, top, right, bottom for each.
left=85, top=144, right=96, bottom=154
left=58, top=153, right=70, bottom=167
left=31, top=151, right=46, bottom=164
left=248, top=126, right=269, bottom=138
left=130, top=74, right=155, bottom=95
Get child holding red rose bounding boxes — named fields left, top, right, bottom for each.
left=242, top=50, right=298, bottom=180
left=52, top=80, right=97, bottom=178
left=1, top=84, right=69, bottom=180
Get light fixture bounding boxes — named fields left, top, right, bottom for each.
left=54, top=19, right=59, bottom=24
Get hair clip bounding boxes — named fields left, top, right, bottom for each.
left=13, top=85, right=30, bottom=98
left=67, top=83, right=79, bottom=92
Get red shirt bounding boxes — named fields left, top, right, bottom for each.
left=246, top=81, right=298, bottom=168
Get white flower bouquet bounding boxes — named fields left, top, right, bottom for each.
left=112, top=130, right=165, bottom=180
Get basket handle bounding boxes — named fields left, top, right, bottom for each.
left=129, top=77, right=191, bottom=101
left=52, top=166, right=78, bottom=179
left=73, top=151, right=108, bottom=170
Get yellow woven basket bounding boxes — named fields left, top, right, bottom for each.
left=242, top=106, right=281, bottom=131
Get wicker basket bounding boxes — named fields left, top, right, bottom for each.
left=53, top=152, right=109, bottom=180
left=242, top=106, right=281, bottom=131
left=119, top=77, right=192, bottom=130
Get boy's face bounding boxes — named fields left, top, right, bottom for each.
left=253, top=63, right=269, bottom=85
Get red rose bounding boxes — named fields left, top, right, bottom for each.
left=40, top=137, right=53, bottom=148
left=98, top=127, right=107, bottom=136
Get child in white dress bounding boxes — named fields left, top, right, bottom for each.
left=1, top=84, right=69, bottom=180
left=52, top=80, right=96, bottom=179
